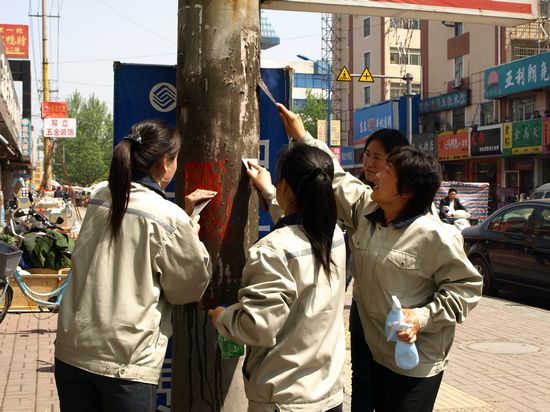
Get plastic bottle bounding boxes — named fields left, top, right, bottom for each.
left=217, top=305, right=245, bottom=359
left=217, top=333, right=245, bottom=359
left=385, top=295, right=419, bottom=370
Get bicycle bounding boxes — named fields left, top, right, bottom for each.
left=0, top=241, right=72, bottom=324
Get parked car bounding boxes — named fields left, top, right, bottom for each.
left=533, top=183, right=550, bottom=199
left=462, top=199, right=550, bottom=296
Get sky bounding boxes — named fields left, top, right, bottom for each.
left=1, top=0, right=322, bottom=121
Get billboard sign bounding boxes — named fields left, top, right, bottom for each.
left=437, top=128, right=469, bottom=161
left=262, top=0, right=538, bottom=26
left=503, top=118, right=543, bottom=154
left=484, top=51, right=550, bottom=99
left=411, top=133, right=437, bottom=157
left=0, top=24, right=29, bottom=59
left=353, top=101, right=398, bottom=146
left=470, top=125, right=502, bottom=156
left=44, top=118, right=76, bottom=138
left=419, top=90, right=469, bottom=114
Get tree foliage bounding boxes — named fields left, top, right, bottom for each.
left=52, top=91, right=113, bottom=186
left=294, top=89, right=327, bottom=139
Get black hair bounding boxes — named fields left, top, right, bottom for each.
left=363, top=128, right=409, bottom=154
left=387, top=146, right=442, bottom=217
left=276, top=144, right=337, bottom=277
left=448, top=188, right=457, bottom=194
left=108, top=119, right=181, bottom=242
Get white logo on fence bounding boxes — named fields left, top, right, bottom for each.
left=149, top=82, right=176, bottom=112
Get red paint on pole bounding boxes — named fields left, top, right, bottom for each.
left=184, top=161, right=231, bottom=241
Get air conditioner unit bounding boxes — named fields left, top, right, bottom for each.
left=453, top=77, right=462, bottom=88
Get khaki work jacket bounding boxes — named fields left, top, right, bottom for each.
left=55, top=183, right=211, bottom=384
left=218, top=221, right=347, bottom=411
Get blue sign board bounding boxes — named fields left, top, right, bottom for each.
left=398, top=94, right=420, bottom=135
left=340, top=146, right=355, bottom=167
left=484, top=51, right=550, bottom=99
left=353, top=101, right=398, bottom=145
left=418, top=90, right=468, bottom=114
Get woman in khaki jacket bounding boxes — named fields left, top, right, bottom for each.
left=55, top=120, right=215, bottom=412
left=209, top=144, right=347, bottom=412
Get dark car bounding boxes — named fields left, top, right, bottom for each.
left=462, top=199, right=550, bottom=296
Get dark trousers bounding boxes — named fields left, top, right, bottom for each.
left=350, top=301, right=443, bottom=412
left=55, top=358, right=157, bottom=412
left=326, top=404, right=343, bottom=412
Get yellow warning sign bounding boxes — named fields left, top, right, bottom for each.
left=359, top=67, right=374, bottom=83
left=336, top=66, right=352, bottom=82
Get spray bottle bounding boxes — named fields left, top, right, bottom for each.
left=385, top=295, right=419, bottom=370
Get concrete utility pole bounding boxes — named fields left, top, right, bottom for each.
left=173, top=1, right=260, bottom=410
left=41, top=0, right=52, bottom=190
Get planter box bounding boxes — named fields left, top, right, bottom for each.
left=8, top=268, right=70, bottom=312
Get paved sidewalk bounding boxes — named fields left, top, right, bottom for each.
left=1, top=292, right=550, bottom=411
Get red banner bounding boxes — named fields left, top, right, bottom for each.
left=0, top=24, right=29, bottom=59
left=42, top=102, right=68, bottom=119
left=544, top=117, right=550, bottom=154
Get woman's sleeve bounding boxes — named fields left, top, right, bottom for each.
left=298, top=132, right=373, bottom=230
left=153, top=219, right=212, bottom=305
left=216, top=246, right=297, bottom=347
left=412, top=231, right=483, bottom=331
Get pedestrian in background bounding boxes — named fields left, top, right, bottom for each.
left=209, top=144, right=347, bottom=412
left=438, top=188, right=468, bottom=222
left=272, top=103, right=482, bottom=412
left=55, top=119, right=216, bottom=412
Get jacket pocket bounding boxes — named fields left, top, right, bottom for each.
left=383, top=249, right=422, bottom=294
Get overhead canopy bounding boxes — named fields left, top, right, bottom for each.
left=261, top=0, right=539, bottom=26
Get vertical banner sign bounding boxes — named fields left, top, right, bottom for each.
left=20, top=118, right=31, bottom=159
left=317, top=120, right=327, bottom=143
left=330, top=119, right=341, bottom=147
left=503, top=122, right=513, bottom=151
left=0, top=24, right=29, bottom=59
left=543, top=117, right=550, bottom=154
left=113, top=64, right=291, bottom=410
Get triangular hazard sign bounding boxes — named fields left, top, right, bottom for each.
left=359, top=67, right=374, bottom=83
left=336, top=66, right=352, bottom=82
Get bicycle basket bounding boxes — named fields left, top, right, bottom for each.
left=0, top=241, right=23, bottom=279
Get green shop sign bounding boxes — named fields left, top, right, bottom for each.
left=484, top=51, right=550, bottom=99
left=419, top=90, right=469, bottom=114
left=503, top=119, right=543, bottom=154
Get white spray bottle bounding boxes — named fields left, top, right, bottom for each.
left=385, top=295, right=420, bottom=370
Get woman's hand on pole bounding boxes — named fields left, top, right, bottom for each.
left=247, top=163, right=273, bottom=194
left=184, top=189, right=217, bottom=216
left=276, top=103, right=306, bottom=141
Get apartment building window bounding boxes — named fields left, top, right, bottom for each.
left=454, top=55, right=464, bottom=80
left=454, top=22, right=464, bottom=36
left=390, top=47, right=421, bottom=65
left=389, top=18, right=420, bottom=30
left=389, top=82, right=421, bottom=99
left=364, top=86, right=371, bottom=105
left=363, top=17, right=371, bottom=37
left=480, top=101, right=496, bottom=125
left=364, top=51, right=371, bottom=69
left=294, top=73, right=324, bottom=89
left=509, top=95, right=535, bottom=121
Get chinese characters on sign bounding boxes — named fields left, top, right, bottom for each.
left=411, top=133, right=437, bottom=157
left=41, top=102, right=68, bottom=118
left=20, top=118, right=31, bottom=159
left=44, top=118, right=77, bottom=138
left=353, top=101, right=399, bottom=145
left=484, top=51, right=550, bottom=98
left=0, top=24, right=29, bottom=59
left=437, top=129, right=469, bottom=161
left=419, top=90, right=469, bottom=114
left=503, top=118, right=543, bottom=154
left=470, top=125, right=502, bottom=156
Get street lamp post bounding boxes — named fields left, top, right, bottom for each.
left=297, top=54, right=331, bottom=143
